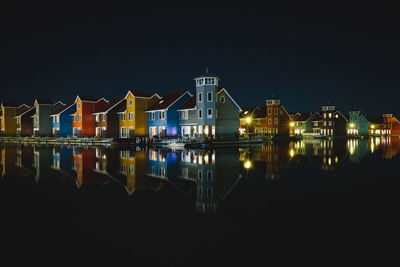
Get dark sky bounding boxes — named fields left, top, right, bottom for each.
left=1, top=2, right=399, bottom=116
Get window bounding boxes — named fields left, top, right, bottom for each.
left=181, top=110, right=188, bottom=120
left=73, top=115, right=76, bottom=122
left=207, top=108, right=212, bottom=118
left=120, top=114, right=126, bottom=121
left=78, top=103, right=80, bottom=109
left=198, top=170, right=203, bottom=181
left=207, top=171, right=212, bottom=182
left=328, top=113, right=332, bottom=118
left=220, top=96, right=225, bottom=103
left=129, top=99, right=133, bottom=106
left=95, top=115, right=99, bottom=122
left=149, top=112, right=155, bottom=120
left=198, top=109, right=202, bottom=119
left=328, top=121, right=332, bottom=126
left=268, top=109, right=271, bottom=115
left=198, top=92, right=202, bottom=102
left=160, top=111, right=165, bottom=120
left=268, top=118, right=272, bottom=125
left=323, top=113, right=326, bottom=118
left=78, top=115, right=81, bottom=122
left=274, top=118, right=278, bottom=124
left=121, top=127, right=127, bottom=138
left=102, top=114, right=106, bottom=121
left=323, top=121, right=327, bottom=126
left=274, top=108, right=278, bottom=114
left=129, top=112, right=133, bottom=120
left=207, top=92, right=212, bottom=102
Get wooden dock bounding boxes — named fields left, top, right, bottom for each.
left=0, top=136, right=113, bottom=147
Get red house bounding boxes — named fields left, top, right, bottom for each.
left=370, top=114, right=400, bottom=136
left=71, top=95, right=109, bottom=137
left=265, top=97, right=293, bottom=136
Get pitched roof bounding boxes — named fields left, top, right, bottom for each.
left=147, top=91, right=190, bottom=111
left=217, top=88, right=242, bottom=112
left=312, top=113, right=324, bottom=121
left=76, top=95, right=107, bottom=102
left=295, top=112, right=319, bottom=122
left=1, top=102, right=18, bottom=107
left=178, top=95, right=196, bottom=110
left=35, top=98, right=53, bottom=105
left=16, top=106, right=35, bottom=117
left=16, top=105, right=31, bottom=116
left=126, top=90, right=153, bottom=98
left=50, top=101, right=75, bottom=115
left=93, top=96, right=125, bottom=114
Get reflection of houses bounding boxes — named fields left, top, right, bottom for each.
left=50, top=146, right=75, bottom=179
left=72, top=147, right=109, bottom=188
left=32, top=146, right=61, bottom=182
left=179, top=149, right=241, bottom=213
left=147, top=149, right=170, bottom=179
left=14, top=145, right=35, bottom=177
left=371, top=137, right=400, bottom=159
left=1, top=146, right=18, bottom=177
left=347, top=139, right=369, bottom=163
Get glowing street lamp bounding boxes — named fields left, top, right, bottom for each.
left=244, top=160, right=252, bottom=169
left=350, top=123, right=355, bottom=128
left=289, top=122, right=295, bottom=127
left=245, top=117, right=252, bottom=124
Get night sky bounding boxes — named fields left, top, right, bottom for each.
left=1, top=2, right=399, bottom=116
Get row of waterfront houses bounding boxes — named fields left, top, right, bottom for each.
left=1, top=72, right=242, bottom=139
left=2, top=71, right=400, bottom=139
left=239, top=98, right=400, bottom=137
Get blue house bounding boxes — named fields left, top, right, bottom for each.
left=49, top=101, right=76, bottom=137
left=146, top=90, right=192, bottom=138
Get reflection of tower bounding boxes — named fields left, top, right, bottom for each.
left=195, top=151, right=217, bottom=213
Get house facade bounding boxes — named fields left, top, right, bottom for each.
left=239, top=106, right=267, bottom=135
left=71, top=95, right=108, bottom=137
left=147, top=91, right=192, bottom=138
left=1, top=103, right=30, bottom=136
left=346, top=110, right=370, bottom=136
left=290, top=112, right=321, bottom=136
left=178, top=72, right=241, bottom=138
left=16, top=106, right=35, bottom=136
left=117, top=90, right=160, bottom=138
left=49, top=101, right=76, bottom=137
left=32, top=99, right=65, bottom=136
left=93, top=96, right=125, bottom=138
left=319, top=105, right=348, bottom=136
left=370, top=114, right=400, bottom=136
left=265, top=98, right=292, bottom=136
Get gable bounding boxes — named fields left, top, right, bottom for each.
left=217, top=88, right=242, bottom=112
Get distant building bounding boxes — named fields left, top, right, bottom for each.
left=32, top=99, right=65, bottom=136
left=265, top=97, right=292, bottom=136
left=369, top=114, right=400, bottom=136
left=290, top=112, right=320, bottom=136
left=147, top=90, right=192, bottom=138
left=346, top=110, right=370, bottom=136
left=239, top=106, right=267, bottom=135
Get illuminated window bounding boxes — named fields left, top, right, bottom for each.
left=159, top=111, right=165, bottom=120
left=268, top=118, right=272, bottom=125
left=129, top=99, right=133, bottom=106
left=207, top=108, right=212, bottom=118
left=274, top=118, right=278, bottom=124
left=329, top=113, right=332, bottom=118
left=129, top=112, right=134, bottom=120
left=323, top=113, right=326, bottom=118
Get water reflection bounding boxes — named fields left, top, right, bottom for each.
left=1, top=137, right=400, bottom=213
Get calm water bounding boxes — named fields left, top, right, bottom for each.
left=1, top=138, right=399, bottom=265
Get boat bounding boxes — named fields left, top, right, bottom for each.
left=167, top=142, right=186, bottom=149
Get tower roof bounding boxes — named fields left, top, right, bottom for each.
left=194, top=69, right=220, bottom=80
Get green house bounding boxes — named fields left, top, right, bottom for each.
left=347, top=110, right=370, bottom=136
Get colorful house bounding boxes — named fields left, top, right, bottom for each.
left=178, top=72, right=242, bottom=138
left=49, top=101, right=76, bottom=137
left=117, top=90, right=160, bottom=138
left=93, top=96, right=125, bottom=138
left=290, top=112, right=320, bottom=136
left=239, top=106, right=267, bottom=135
left=32, top=99, right=65, bottom=136
left=369, top=114, right=400, bottom=136
left=15, top=106, right=35, bottom=136
left=71, top=95, right=108, bottom=137
left=346, top=110, right=370, bottom=136
left=1, top=102, right=30, bottom=136
left=318, top=105, right=348, bottom=136
left=147, top=91, right=192, bottom=138
left=265, top=97, right=292, bottom=136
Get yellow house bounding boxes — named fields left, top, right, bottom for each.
left=117, top=90, right=160, bottom=138
left=1, top=102, right=30, bottom=136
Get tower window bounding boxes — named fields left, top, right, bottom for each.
left=198, top=109, right=202, bottom=119
left=198, top=92, right=202, bottom=102
left=207, top=92, right=212, bottom=102
left=207, top=108, right=212, bottom=118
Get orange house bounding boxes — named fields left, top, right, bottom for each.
left=71, top=95, right=108, bottom=137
